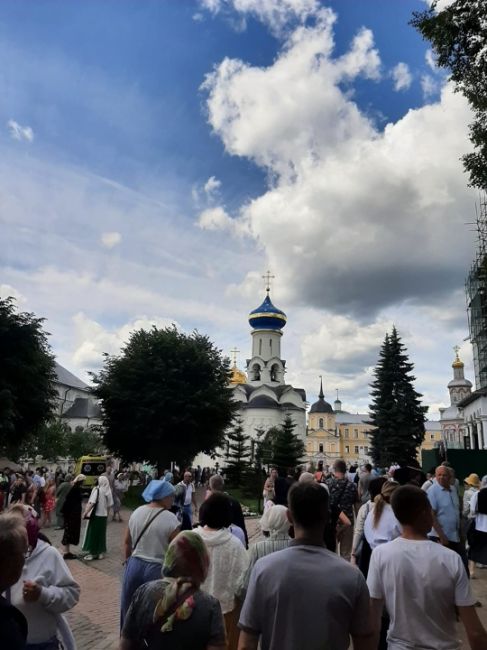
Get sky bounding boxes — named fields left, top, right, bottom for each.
left=0, top=0, right=478, bottom=418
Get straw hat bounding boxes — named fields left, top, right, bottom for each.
left=464, top=473, right=481, bottom=488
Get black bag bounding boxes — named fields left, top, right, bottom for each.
left=83, top=488, right=100, bottom=520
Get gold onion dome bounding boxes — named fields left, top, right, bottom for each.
left=452, top=350, right=464, bottom=368
left=230, top=365, right=247, bottom=385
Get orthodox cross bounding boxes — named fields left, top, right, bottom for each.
left=453, top=344, right=460, bottom=360
left=262, top=270, right=275, bottom=294
left=230, top=347, right=240, bottom=367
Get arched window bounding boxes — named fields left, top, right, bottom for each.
left=251, top=364, right=261, bottom=381
left=259, top=339, right=262, bottom=355
left=319, top=443, right=323, bottom=453
left=319, top=418, right=324, bottom=429
left=270, top=363, right=279, bottom=382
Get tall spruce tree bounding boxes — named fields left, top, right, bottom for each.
left=368, top=327, right=426, bottom=467
left=224, top=416, right=251, bottom=487
left=271, top=414, right=305, bottom=473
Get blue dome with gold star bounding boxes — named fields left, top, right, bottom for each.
left=249, top=293, right=287, bottom=330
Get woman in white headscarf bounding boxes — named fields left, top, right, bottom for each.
left=82, top=475, right=113, bottom=560
left=237, top=505, right=291, bottom=600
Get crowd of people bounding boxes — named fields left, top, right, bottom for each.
left=2, top=460, right=487, bottom=649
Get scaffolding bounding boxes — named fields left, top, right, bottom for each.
left=466, top=197, right=487, bottom=390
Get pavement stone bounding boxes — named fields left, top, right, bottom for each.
left=42, top=505, right=487, bottom=649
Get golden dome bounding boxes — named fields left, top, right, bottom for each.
left=452, top=349, right=464, bottom=368
left=230, top=365, right=247, bottom=385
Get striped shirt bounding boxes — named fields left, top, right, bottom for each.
left=237, top=535, right=291, bottom=599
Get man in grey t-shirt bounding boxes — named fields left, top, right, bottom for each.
left=238, top=482, right=373, bottom=650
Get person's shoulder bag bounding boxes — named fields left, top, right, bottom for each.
left=83, top=488, right=100, bottom=520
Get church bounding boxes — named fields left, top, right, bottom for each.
left=229, top=283, right=307, bottom=443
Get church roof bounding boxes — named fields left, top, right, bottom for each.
left=248, top=292, right=287, bottom=331
left=236, top=384, right=306, bottom=401
left=457, top=387, right=487, bottom=408
left=63, top=397, right=102, bottom=419
left=309, top=378, right=333, bottom=414
left=55, top=362, right=90, bottom=391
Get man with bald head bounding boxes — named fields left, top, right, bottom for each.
left=428, top=465, right=466, bottom=570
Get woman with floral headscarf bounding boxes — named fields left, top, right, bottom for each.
left=120, top=530, right=226, bottom=650
left=7, top=504, right=80, bottom=650
left=82, top=475, right=114, bottom=561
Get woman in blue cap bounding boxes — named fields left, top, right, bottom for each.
left=120, top=478, right=180, bottom=628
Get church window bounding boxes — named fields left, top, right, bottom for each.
left=270, top=363, right=279, bottom=382
left=319, top=443, right=323, bottom=453
left=344, top=429, right=349, bottom=438
left=353, top=429, right=359, bottom=438
left=269, top=339, right=272, bottom=350
left=259, top=339, right=262, bottom=355
left=354, top=446, right=359, bottom=454
left=345, top=445, right=350, bottom=454
left=251, top=364, right=261, bottom=381
left=319, top=418, right=324, bottom=429
left=430, top=434, right=435, bottom=440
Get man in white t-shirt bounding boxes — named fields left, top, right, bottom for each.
left=178, top=471, right=198, bottom=525
left=367, top=485, right=487, bottom=650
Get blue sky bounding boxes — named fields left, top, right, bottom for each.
left=0, top=0, right=477, bottom=415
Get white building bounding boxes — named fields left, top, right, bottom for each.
left=54, top=362, right=102, bottom=431
left=231, top=288, right=307, bottom=442
left=439, top=350, right=472, bottom=449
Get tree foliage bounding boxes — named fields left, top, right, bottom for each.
left=93, top=326, right=236, bottom=471
left=0, top=296, right=56, bottom=456
left=368, top=327, right=427, bottom=467
left=268, top=414, right=305, bottom=472
left=20, top=421, right=104, bottom=462
left=224, top=416, right=251, bottom=487
left=411, top=0, right=487, bottom=190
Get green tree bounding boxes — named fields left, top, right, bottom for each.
left=224, top=416, right=251, bottom=488
left=65, top=426, right=104, bottom=460
left=368, top=327, right=427, bottom=467
left=20, top=419, right=69, bottom=461
left=270, top=414, right=305, bottom=473
left=411, top=1, right=487, bottom=190
left=0, top=296, right=56, bottom=456
left=93, top=326, right=236, bottom=472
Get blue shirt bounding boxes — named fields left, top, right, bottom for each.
left=427, top=482, right=460, bottom=542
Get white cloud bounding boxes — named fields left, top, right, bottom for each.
left=204, top=175, right=222, bottom=197
left=202, top=10, right=379, bottom=181
left=7, top=119, right=34, bottom=142
left=301, top=314, right=392, bottom=373
left=421, top=74, right=439, bottom=98
left=391, top=62, right=412, bottom=91
left=198, top=206, right=234, bottom=231
left=0, top=284, right=27, bottom=305
left=72, top=312, right=179, bottom=368
left=201, top=15, right=474, bottom=318
left=425, top=49, right=436, bottom=71
left=100, top=231, right=122, bottom=248
left=199, top=0, right=320, bottom=34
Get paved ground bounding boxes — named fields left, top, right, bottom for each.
left=46, top=506, right=261, bottom=650
left=45, top=510, right=487, bottom=650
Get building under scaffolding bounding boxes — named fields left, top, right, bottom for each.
left=466, top=198, right=487, bottom=391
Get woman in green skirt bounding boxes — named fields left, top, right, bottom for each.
left=82, top=475, right=113, bottom=560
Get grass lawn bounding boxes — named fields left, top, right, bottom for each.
left=226, top=487, right=262, bottom=515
